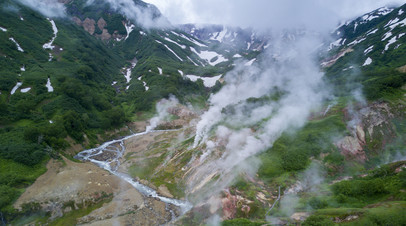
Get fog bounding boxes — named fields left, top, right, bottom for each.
left=17, top=0, right=66, bottom=18
left=145, top=0, right=405, bottom=30
left=86, top=0, right=171, bottom=29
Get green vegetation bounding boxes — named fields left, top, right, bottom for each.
left=258, top=114, right=346, bottom=184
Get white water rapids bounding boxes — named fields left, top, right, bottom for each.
left=74, top=129, right=193, bottom=214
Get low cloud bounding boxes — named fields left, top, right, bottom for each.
left=145, top=0, right=405, bottom=31
left=17, top=0, right=66, bottom=18
left=87, top=0, right=171, bottom=29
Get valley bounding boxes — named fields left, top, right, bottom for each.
left=0, top=0, right=405, bottom=225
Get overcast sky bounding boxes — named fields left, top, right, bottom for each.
left=144, top=0, right=405, bottom=30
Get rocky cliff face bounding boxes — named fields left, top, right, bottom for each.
left=335, top=101, right=399, bottom=162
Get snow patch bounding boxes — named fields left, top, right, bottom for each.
left=382, top=32, right=392, bottom=41
left=164, top=37, right=186, bottom=49
left=362, top=57, right=372, bottom=66
left=20, top=65, right=25, bottom=71
left=139, top=31, right=146, bottom=36
left=190, top=47, right=227, bottom=66
left=399, top=9, right=404, bottom=15
left=11, top=82, right=22, bottom=94
left=364, top=45, right=374, bottom=55
left=187, top=56, right=199, bottom=66
left=155, top=40, right=183, bottom=61
left=366, top=29, right=378, bottom=36
left=353, top=23, right=358, bottom=32
left=43, top=19, right=58, bottom=50
left=328, top=38, right=343, bottom=50
left=123, top=62, right=137, bottom=83
left=138, top=76, right=149, bottom=91
left=384, top=36, right=398, bottom=51
left=245, top=58, right=256, bottom=66
left=214, top=27, right=227, bottom=42
left=20, top=87, right=31, bottom=93
left=157, top=67, right=162, bottom=75
left=377, top=7, right=393, bottom=16
left=361, top=14, right=379, bottom=22
left=385, top=17, right=406, bottom=30
left=347, top=37, right=366, bottom=46
left=111, top=81, right=117, bottom=85
left=172, top=31, right=207, bottom=47
left=0, top=27, right=7, bottom=32
left=9, top=37, right=24, bottom=52
left=124, top=23, right=135, bottom=40
left=233, top=54, right=242, bottom=58
left=186, top=74, right=222, bottom=87
left=178, top=70, right=183, bottom=76
left=46, top=78, right=54, bottom=92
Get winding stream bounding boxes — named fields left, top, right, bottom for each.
left=74, top=129, right=193, bottom=214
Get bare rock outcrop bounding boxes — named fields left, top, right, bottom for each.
left=335, top=102, right=396, bottom=162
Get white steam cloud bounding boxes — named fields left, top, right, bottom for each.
left=17, top=0, right=66, bottom=18
left=87, top=0, right=170, bottom=29
left=278, top=162, right=324, bottom=217
left=146, top=95, right=179, bottom=132
left=188, top=33, right=330, bottom=202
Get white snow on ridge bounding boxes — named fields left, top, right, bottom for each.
left=186, top=74, right=222, bottom=87
left=233, top=54, right=242, bottom=58
left=139, top=31, right=146, bottom=36
left=364, top=45, right=374, bottom=55
left=0, top=27, right=7, bottom=32
left=43, top=19, right=58, bottom=50
left=11, top=82, right=22, bottom=94
left=377, top=7, right=393, bottom=16
left=178, top=70, right=183, bottom=76
left=399, top=9, right=404, bottom=15
left=21, top=87, right=31, bottom=93
left=124, top=23, right=135, bottom=40
left=155, top=40, right=183, bottom=61
left=362, top=57, right=372, bottom=66
left=190, top=47, right=227, bottom=66
left=164, top=37, right=186, bottom=49
left=46, top=78, right=54, bottom=92
left=9, top=37, right=24, bottom=52
left=361, top=14, right=379, bottom=22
